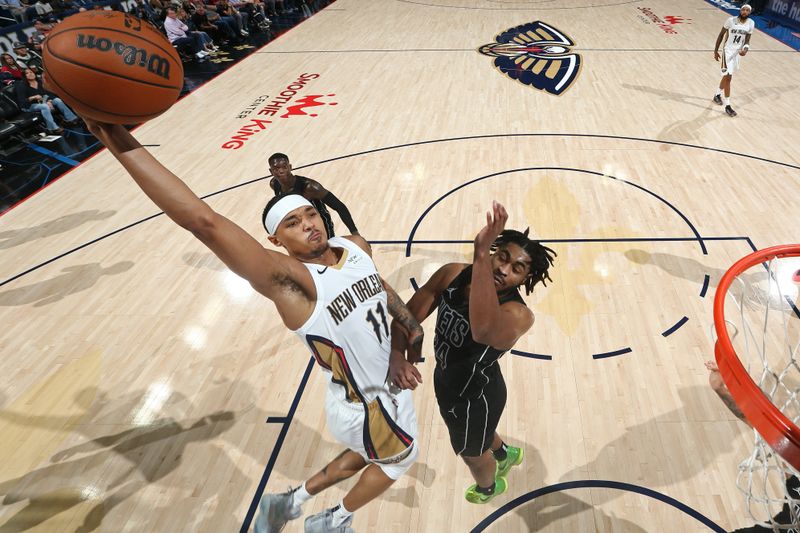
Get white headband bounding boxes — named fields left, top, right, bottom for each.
left=742, top=3, right=752, bottom=9
left=263, top=194, right=314, bottom=234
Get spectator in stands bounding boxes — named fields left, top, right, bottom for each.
left=164, top=6, right=213, bottom=60
left=231, top=0, right=268, bottom=31
left=28, top=20, right=53, bottom=52
left=0, top=0, right=28, bottom=22
left=216, top=0, right=248, bottom=36
left=262, top=0, right=279, bottom=17
left=31, top=0, right=52, bottom=17
left=68, top=0, right=93, bottom=11
left=1, top=53, right=23, bottom=80
left=130, top=0, right=158, bottom=24
left=12, top=42, right=43, bottom=72
left=149, top=0, right=167, bottom=19
left=192, top=4, right=236, bottom=44
left=15, top=67, right=79, bottom=134
left=179, top=0, right=194, bottom=15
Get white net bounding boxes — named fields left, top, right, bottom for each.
left=721, top=254, right=800, bottom=530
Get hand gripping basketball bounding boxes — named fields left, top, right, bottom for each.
left=42, top=10, right=183, bottom=124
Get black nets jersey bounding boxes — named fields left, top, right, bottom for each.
left=433, top=265, right=526, bottom=399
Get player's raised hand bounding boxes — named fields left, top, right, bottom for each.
left=474, top=201, right=508, bottom=254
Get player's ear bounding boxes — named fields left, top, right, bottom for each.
left=268, top=235, right=284, bottom=248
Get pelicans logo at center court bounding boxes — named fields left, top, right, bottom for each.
left=478, top=21, right=582, bottom=96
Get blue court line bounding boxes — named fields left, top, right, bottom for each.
left=402, top=167, right=709, bottom=257
left=510, top=349, right=553, bottom=361
left=265, top=416, right=289, bottom=424
left=240, top=357, right=315, bottom=533
left=25, top=143, right=80, bottom=166
left=700, top=274, right=711, bottom=297
left=593, top=347, right=633, bottom=360
left=373, top=236, right=751, bottom=246
left=662, top=316, right=689, bottom=337
left=469, top=479, right=725, bottom=532
left=0, top=235, right=750, bottom=290
left=2, top=133, right=794, bottom=283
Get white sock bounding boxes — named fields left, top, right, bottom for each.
left=330, top=501, right=353, bottom=527
left=724, top=97, right=731, bottom=106
left=715, top=88, right=722, bottom=96
left=291, top=483, right=312, bottom=508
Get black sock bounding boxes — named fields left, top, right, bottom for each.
left=476, top=482, right=495, bottom=495
left=492, top=442, right=508, bottom=462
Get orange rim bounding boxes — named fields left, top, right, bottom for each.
left=713, top=244, right=800, bottom=471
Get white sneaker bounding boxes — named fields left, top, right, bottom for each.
left=240, top=29, right=249, bottom=36
left=195, top=50, right=208, bottom=58
left=254, top=490, right=302, bottom=533
left=304, top=508, right=354, bottom=533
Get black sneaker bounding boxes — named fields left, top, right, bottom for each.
left=725, top=105, right=737, bottom=117
left=713, top=94, right=723, bottom=105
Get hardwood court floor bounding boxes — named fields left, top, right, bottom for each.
left=1, top=0, right=799, bottom=531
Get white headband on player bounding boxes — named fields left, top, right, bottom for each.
left=741, top=3, right=752, bottom=9
left=263, top=194, right=314, bottom=234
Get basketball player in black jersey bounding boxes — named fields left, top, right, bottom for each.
left=390, top=201, right=556, bottom=503
left=268, top=153, right=359, bottom=238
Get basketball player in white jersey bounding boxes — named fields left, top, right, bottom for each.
left=713, top=3, right=754, bottom=117
left=81, top=121, right=424, bottom=533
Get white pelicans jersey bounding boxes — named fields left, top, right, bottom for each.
left=724, top=16, right=754, bottom=51
left=294, top=236, right=414, bottom=461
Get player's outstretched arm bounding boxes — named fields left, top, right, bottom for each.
left=470, top=201, right=534, bottom=351
left=382, top=277, right=425, bottom=390
left=86, top=121, right=313, bottom=310
left=390, top=262, right=464, bottom=360
left=705, top=360, right=750, bottom=426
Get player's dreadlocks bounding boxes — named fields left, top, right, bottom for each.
left=490, top=228, right=556, bottom=295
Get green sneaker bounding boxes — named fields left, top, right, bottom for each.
left=495, top=445, right=524, bottom=479
left=464, top=476, right=507, bottom=504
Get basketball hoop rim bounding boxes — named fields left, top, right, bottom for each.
left=714, top=244, right=800, bottom=471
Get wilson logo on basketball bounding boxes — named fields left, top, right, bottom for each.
left=75, top=34, right=171, bottom=80
left=478, top=21, right=581, bottom=96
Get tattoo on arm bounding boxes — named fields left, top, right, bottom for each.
left=384, top=284, right=423, bottom=341
left=719, top=391, right=747, bottom=423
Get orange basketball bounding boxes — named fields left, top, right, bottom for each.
left=42, top=10, right=183, bottom=124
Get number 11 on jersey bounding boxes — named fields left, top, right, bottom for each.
left=366, top=302, right=389, bottom=342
